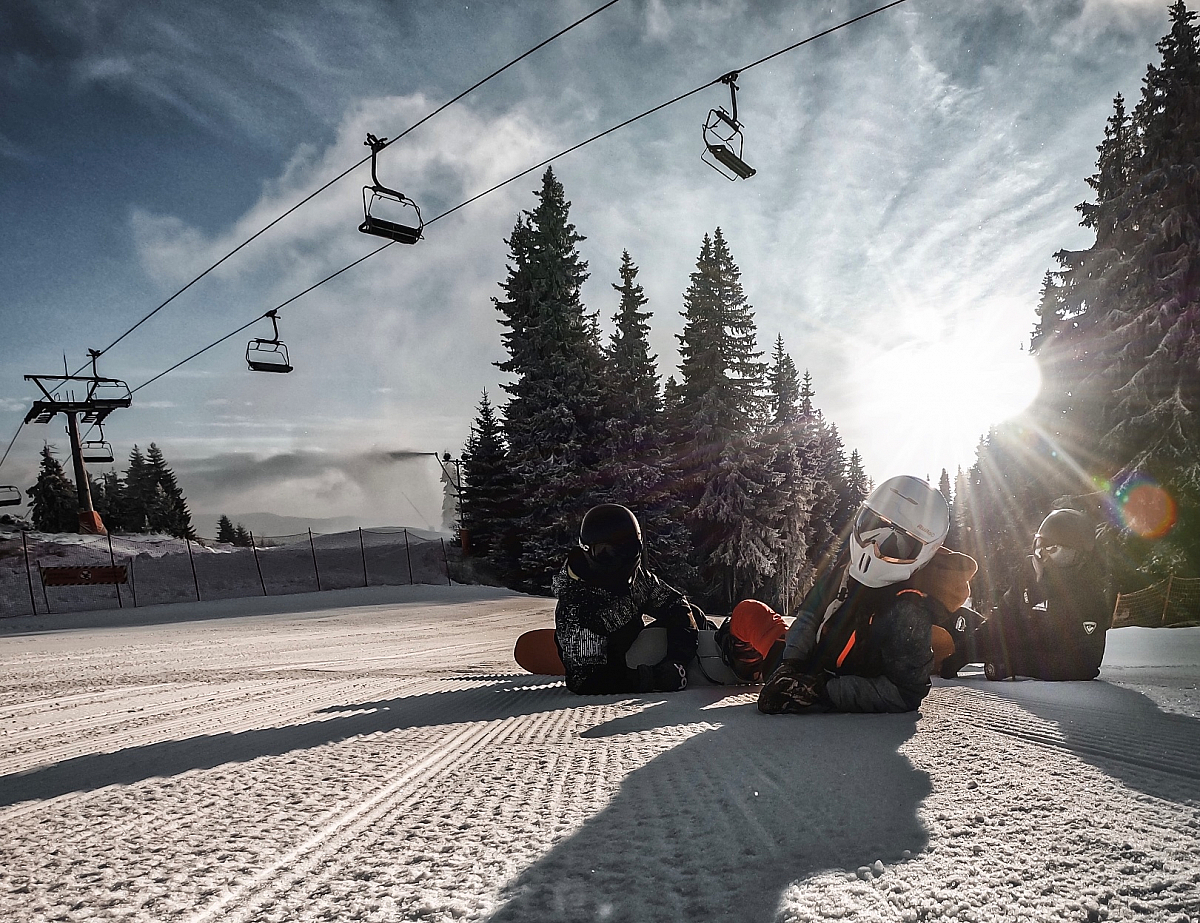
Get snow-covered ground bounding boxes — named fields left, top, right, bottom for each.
left=1, top=587, right=1197, bottom=922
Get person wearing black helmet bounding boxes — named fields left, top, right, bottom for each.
left=981, top=508, right=1113, bottom=681
left=552, top=503, right=699, bottom=695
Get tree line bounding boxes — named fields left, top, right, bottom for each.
left=25, top=443, right=196, bottom=539
left=459, top=167, right=871, bottom=613
left=956, top=0, right=1200, bottom=603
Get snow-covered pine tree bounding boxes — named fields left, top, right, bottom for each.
left=493, top=168, right=606, bottom=591
left=216, top=515, right=236, bottom=544
left=759, top=335, right=816, bottom=613
left=596, top=250, right=695, bottom=589
left=795, top=370, right=847, bottom=585
left=669, top=228, right=776, bottom=608
left=27, top=445, right=77, bottom=533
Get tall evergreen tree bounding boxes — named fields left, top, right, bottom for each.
left=27, top=445, right=77, bottom=533
left=145, top=443, right=195, bottom=539
left=459, top=391, right=520, bottom=564
left=669, top=228, right=776, bottom=608
left=492, top=168, right=605, bottom=590
left=216, top=514, right=237, bottom=544
left=795, top=370, right=848, bottom=585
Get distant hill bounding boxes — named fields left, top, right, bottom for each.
left=193, top=512, right=447, bottom=543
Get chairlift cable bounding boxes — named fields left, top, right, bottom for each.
left=130, top=313, right=274, bottom=395
left=114, top=0, right=908, bottom=396
left=425, top=0, right=910, bottom=226
left=0, top=419, right=23, bottom=471
left=70, top=0, right=624, bottom=378
left=129, top=239, right=394, bottom=393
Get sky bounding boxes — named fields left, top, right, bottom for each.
left=0, top=0, right=1187, bottom=536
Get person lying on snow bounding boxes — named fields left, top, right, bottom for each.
left=759, top=475, right=972, bottom=714
left=980, top=508, right=1113, bottom=681
left=553, top=503, right=699, bottom=695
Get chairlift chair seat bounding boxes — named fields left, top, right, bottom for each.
left=246, top=339, right=293, bottom=373
left=361, top=187, right=424, bottom=244
left=81, top=441, right=115, bottom=464
left=0, top=485, right=21, bottom=507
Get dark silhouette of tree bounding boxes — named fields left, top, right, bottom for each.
left=27, top=445, right=77, bottom=533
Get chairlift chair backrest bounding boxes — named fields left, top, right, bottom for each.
left=81, top=440, right=115, bottom=464
left=359, top=133, right=424, bottom=244
left=0, top=485, right=21, bottom=507
left=246, top=310, right=293, bottom=373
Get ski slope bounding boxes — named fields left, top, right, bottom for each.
left=1, top=586, right=1197, bottom=922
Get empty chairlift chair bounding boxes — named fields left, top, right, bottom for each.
left=246, top=310, right=293, bottom=373
left=359, top=133, right=424, bottom=244
left=702, top=72, right=756, bottom=181
left=80, top=424, right=115, bottom=464
left=0, top=485, right=20, bottom=507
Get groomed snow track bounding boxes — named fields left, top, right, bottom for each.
left=1, top=587, right=1197, bottom=922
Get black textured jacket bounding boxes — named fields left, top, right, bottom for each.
left=552, top=548, right=693, bottom=691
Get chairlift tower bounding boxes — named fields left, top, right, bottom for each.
left=23, top=350, right=132, bottom=534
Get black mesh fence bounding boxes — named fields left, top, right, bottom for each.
left=1113, top=576, right=1200, bottom=628
left=0, top=528, right=453, bottom=617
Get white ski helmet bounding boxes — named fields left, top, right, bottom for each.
left=848, top=475, right=950, bottom=588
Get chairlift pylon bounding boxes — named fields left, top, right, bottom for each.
left=702, top=72, right=756, bottom=181
left=359, top=133, right=424, bottom=244
left=246, top=310, right=293, bottom=373
left=0, top=485, right=20, bottom=508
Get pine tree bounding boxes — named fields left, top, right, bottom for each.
left=492, top=168, right=605, bottom=590
left=233, top=523, right=251, bottom=547
left=668, top=229, right=777, bottom=608
left=216, top=514, right=236, bottom=544
left=1034, top=2, right=1200, bottom=577
left=459, top=391, right=519, bottom=563
left=145, top=443, right=195, bottom=539
left=794, top=370, right=847, bottom=585
left=123, top=446, right=155, bottom=533
left=27, top=445, right=77, bottom=533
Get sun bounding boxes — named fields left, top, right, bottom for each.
left=842, top=313, right=1043, bottom=480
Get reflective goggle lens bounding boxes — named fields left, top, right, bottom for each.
left=854, top=509, right=925, bottom=564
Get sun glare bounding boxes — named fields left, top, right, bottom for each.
left=843, top=319, right=1042, bottom=479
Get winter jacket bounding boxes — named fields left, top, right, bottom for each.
left=783, top=560, right=945, bottom=712
left=552, top=548, right=696, bottom=694
left=988, top=556, right=1112, bottom=680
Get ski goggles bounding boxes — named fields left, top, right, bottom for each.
left=853, top=508, right=927, bottom=564
left=580, top=541, right=641, bottom=568
left=1033, top=536, right=1081, bottom=567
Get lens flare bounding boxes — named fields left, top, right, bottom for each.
left=1114, top=477, right=1177, bottom=539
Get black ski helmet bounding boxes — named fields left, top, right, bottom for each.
left=579, top=503, right=642, bottom=581
left=1033, top=508, right=1095, bottom=570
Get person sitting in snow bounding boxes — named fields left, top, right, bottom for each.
left=553, top=503, right=699, bottom=695
left=979, top=508, right=1113, bottom=681
left=759, top=475, right=965, bottom=714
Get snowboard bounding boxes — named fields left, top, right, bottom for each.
left=514, top=626, right=746, bottom=686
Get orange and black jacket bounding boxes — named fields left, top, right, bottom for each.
left=783, top=562, right=947, bottom=712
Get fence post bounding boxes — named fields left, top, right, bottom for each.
left=21, top=530, right=37, bottom=616
left=309, top=529, right=322, bottom=591
left=440, top=538, right=452, bottom=586
left=39, top=562, right=51, bottom=614
left=404, top=529, right=413, bottom=585
left=359, top=528, right=369, bottom=587
left=250, top=532, right=267, bottom=596
left=129, top=556, right=138, bottom=607
left=185, top=537, right=201, bottom=601
left=1162, top=575, right=1173, bottom=626
left=107, top=532, right=123, bottom=609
